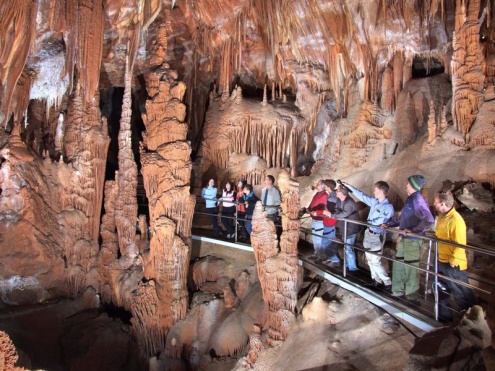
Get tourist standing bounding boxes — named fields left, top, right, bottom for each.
left=220, top=181, right=236, bottom=239
left=260, top=175, right=281, bottom=222
left=381, top=175, right=434, bottom=303
left=343, top=180, right=394, bottom=287
left=433, top=190, right=477, bottom=321
left=201, top=179, right=220, bottom=237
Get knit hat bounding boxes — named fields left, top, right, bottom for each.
left=408, top=175, right=426, bottom=191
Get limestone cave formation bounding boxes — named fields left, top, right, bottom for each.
left=0, top=0, right=495, bottom=370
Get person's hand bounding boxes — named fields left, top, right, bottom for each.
left=380, top=224, right=388, bottom=229
left=323, top=210, right=331, bottom=217
left=402, top=229, right=412, bottom=235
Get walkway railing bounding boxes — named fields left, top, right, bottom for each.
left=193, top=196, right=495, bottom=323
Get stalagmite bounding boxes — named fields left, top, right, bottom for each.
left=250, top=170, right=298, bottom=347
left=427, top=98, right=437, bottom=143
left=114, top=54, right=139, bottom=262
left=140, top=31, right=195, bottom=356
left=262, top=84, right=268, bottom=107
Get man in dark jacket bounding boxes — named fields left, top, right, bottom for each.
left=242, top=184, right=258, bottom=236
left=324, top=185, right=361, bottom=270
left=381, top=175, right=434, bottom=303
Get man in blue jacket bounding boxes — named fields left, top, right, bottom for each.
left=344, top=181, right=394, bottom=288
left=381, top=175, right=434, bottom=303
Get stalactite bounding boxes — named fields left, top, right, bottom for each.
left=0, top=0, right=37, bottom=128
left=381, top=66, right=395, bottom=115
left=451, top=0, right=485, bottom=137
left=76, top=0, right=104, bottom=104
left=427, top=98, right=437, bottom=143
left=393, top=50, right=404, bottom=104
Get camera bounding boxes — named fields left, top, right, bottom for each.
left=337, top=179, right=352, bottom=193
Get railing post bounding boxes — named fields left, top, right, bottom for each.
left=234, top=203, right=238, bottom=243
left=425, top=239, right=432, bottom=300
left=434, top=240, right=439, bottom=321
left=343, top=220, right=348, bottom=278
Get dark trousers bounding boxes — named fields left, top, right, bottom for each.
left=437, top=261, right=477, bottom=321
left=206, top=207, right=220, bottom=236
left=237, top=212, right=247, bottom=237
left=221, top=206, right=236, bottom=235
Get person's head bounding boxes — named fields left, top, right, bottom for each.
left=316, top=179, right=325, bottom=192
left=244, top=184, right=253, bottom=194
left=265, top=175, right=275, bottom=188
left=433, top=190, right=455, bottom=214
left=322, top=179, right=337, bottom=192
left=374, top=181, right=389, bottom=200
left=406, top=175, right=426, bottom=195
left=207, top=179, right=215, bottom=187
left=224, top=181, right=234, bottom=192
left=336, top=185, right=349, bottom=200
left=237, top=179, right=247, bottom=190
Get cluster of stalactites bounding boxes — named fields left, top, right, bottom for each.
left=250, top=170, right=299, bottom=347
left=203, top=96, right=306, bottom=173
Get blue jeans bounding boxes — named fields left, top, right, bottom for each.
left=344, top=233, right=358, bottom=270
left=245, top=215, right=253, bottom=235
left=311, top=220, right=324, bottom=256
left=322, top=225, right=337, bottom=261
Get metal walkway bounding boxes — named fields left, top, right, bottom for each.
left=192, top=233, right=439, bottom=333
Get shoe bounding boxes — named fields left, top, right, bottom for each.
left=365, top=280, right=384, bottom=288
left=347, top=268, right=358, bottom=272
left=227, top=234, right=231, bottom=238
left=323, top=261, right=341, bottom=268
left=308, top=255, right=319, bottom=260
left=392, top=292, right=405, bottom=298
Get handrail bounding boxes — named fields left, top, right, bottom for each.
left=192, top=198, right=494, bottom=323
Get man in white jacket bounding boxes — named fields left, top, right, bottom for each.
left=342, top=180, right=394, bottom=287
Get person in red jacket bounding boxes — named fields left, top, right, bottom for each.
left=307, top=179, right=330, bottom=260
left=314, top=179, right=339, bottom=264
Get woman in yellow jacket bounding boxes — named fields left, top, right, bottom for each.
left=433, top=191, right=477, bottom=322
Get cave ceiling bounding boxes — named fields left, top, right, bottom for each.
left=1, top=0, right=475, bottom=128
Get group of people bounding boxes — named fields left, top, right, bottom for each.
left=308, top=174, right=477, bottom=322
left=201, top=175, right=281, bottom=239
